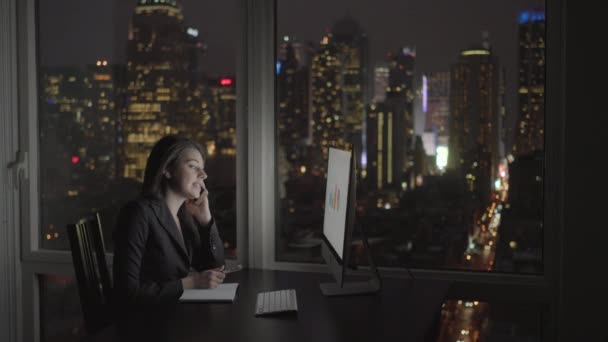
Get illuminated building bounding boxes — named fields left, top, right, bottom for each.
left=331, top=16, right=370, bottom=158
left=385, top=47, right=416, bottom=186
left=373, top=64, right=389, bottom=103
left=171, top=26, right=207, bottom=145
left=85, top=61, right=119, bottom=180
left=38, top=63, right=122, bottom=249
left=513, top=11, right=546, bottom=157
left=205, top=77, right=237, bottom=157
left=366, top=102, right=397, bottom=190
left=424, top=71, right=450, bottom=140
left=277, top=37, right=314, bottom=69
left=448, top=44, right=502, bottom=201
left=310, top=33, right=344, bottom=172
left=277, top=40, right=311, bottom=175
left=40, top=63, right=119, bottom=189
left=308, top=17, right=369, bottom=173
left=39, top=67, right=90, bottom=199
left=122, top=0, right=203, bottom=180
left=386, top=47, right=416, bottom=102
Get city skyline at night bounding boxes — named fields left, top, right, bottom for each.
left=37, top=0, right=545, bottom=276
left=33, top=1, right=548, bottom=341
left=40, top=0, right=544, bottom=136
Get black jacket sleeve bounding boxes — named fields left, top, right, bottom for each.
left=112, top=202, right=183, bottom=306
left=190, top=217, right=225, bottom=270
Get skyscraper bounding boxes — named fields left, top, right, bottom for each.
left=277, top=40, right=311, bottom=175
left=277, top=37, right=314, bottom=69
left=373, top=64, right=389, bottom=103
left=39, top=63, right=122, bottom=249
left=448, top=45, right=501, bottom=201
left=40, top=67, right=89, bottom=199
left=310, top=33, right=344, bottom=172
left=305, top=18, right=371, bottom=174
left=365, top=48, right=417, bottom=193
left=385, top=48, right=416, bottom=186
left=122, top=0, right=202, bottom=180
left=331, top=16, right=370, bottom=153
left=40, top=63, right=120, bottom=190
left=205, top=77, right=237, bottom=158
left=85, top=61, right=119, bottom=181
left=513, top=11, right=546, bottom=157
left=366, top=102, right=400, bottom=191
left=425, top=71, right=450, bottom=140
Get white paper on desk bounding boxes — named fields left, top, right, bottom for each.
left=179, top=283, right=239, bottom=303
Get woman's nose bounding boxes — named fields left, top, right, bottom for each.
left=199, top=170, right=207, bottom=180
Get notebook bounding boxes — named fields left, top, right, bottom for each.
left=179, top=283, right=239, bottom=303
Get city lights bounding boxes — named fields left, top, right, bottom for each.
left=422, top=75, right=428, bottom=114
left=186, top=27, right=198, bottom=37
left=461, top=49, right=490, bottom=56
left=436, top=146, right=448, bottom=170
left=37, top=9, right=546, bottom=340
left=495, top=178, right=502, bottom=190
left=220, top=78, right=233, bottom=86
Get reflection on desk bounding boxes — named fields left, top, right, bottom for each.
left=163, top=269, right=449, bottom=342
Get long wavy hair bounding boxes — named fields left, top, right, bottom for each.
left=141, top=135, right=205, bottom=200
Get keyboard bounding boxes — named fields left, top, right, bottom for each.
left=255, top=289, right=298, bottom=316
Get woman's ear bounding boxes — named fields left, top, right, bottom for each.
left=164, top=170, right=171, bottom=179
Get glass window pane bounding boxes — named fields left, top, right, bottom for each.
left=37, top=0, right=238, bottom=258
left=39, top=275, right=83, bottom=342
left=276, top=1, right=545, bottom=273
left=433, top=299, right=542, bottom=341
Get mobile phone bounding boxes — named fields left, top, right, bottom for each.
left=223, top=264, right=243, bottom=274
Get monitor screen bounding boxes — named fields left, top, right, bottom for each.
left=322, top=148, right=352, bottom=261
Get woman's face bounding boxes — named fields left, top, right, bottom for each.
left=167, top=147, right=207, bottom=200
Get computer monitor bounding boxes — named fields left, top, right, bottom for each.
left=320, top=147, right=381, bottom=296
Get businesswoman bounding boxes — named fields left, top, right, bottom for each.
left=112, top=135, right=226, bottom=341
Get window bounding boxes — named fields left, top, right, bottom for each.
left=38, top=275, right=82, bottom=342
left=22, top=1, right=242, bottom=341
left=37, top=0, right=239, bottom=257
left=6, top=0, right=564, bottom=340
left=435, top=299, right=542, bottom=340
left=276, top=0, right=546, bottom=274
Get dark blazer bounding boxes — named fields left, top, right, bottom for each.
left=111, top=196, right=225, bottom=341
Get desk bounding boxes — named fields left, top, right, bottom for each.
left=161, top=269, right=450, bottom=342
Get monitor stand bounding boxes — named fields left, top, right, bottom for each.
left=320, top=222, right=382, bottom=296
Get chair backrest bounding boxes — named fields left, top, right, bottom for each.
left=67, top=213, right=113, bottom=334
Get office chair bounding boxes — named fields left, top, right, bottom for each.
left=67, top=213, right=113, bottom=335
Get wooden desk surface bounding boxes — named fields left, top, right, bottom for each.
left=160, top=269, right=450, bottom=342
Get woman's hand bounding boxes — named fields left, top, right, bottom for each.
left=182, top=266, right=225, bottom=289
left=185, top=188, right=212, bottom=226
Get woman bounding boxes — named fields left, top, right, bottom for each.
left=112, top=135, right=226, bottom=341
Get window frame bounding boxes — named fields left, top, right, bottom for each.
left=251, top=2, right=563, bottom=338
left=3, top=0, right=565, bottom=340
left=13, top=0, right=250, bottom=341
left=257, top=0, right=563, bottom=281
left=0, top=0, right=21, bottom=341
